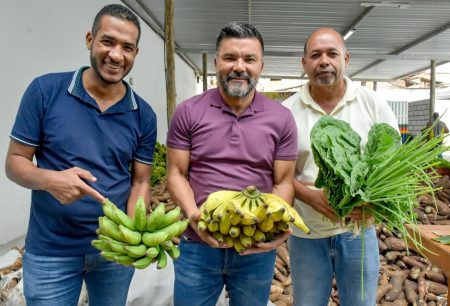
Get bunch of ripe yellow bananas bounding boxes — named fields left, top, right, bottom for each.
left=198, top=186, right=309, bottom=252
left=92, top=197, right=188, bottom=269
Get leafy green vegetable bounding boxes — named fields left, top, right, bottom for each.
left=432, top=235, right=450, bottom=245
left=151, top=142, right=167, bottom=186
left=311, top=116, right=448, bottom=299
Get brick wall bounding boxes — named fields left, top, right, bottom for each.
left=408, top=99, right=431, bottom=135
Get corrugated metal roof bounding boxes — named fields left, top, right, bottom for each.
left=123, top=0, right=450, bottom=81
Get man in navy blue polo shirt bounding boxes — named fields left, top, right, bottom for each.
left=5, top=4, right=156, bottom=306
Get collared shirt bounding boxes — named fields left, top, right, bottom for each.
left=10, top=67, right=157, bottom=256
left=167, top=88, right=298, bottom=242
left=282, top=76, right=399, bottom=238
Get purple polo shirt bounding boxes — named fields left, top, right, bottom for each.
left=167, top=88, right=297, bottom=241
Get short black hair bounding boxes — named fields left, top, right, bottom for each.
left=92, top=4, right=141, bottom=45
left=215, top=22, right=264, bottom=52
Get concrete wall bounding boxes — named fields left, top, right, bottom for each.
left=0, top=0, right=197, bottom=247
left=408, top=100, right=431, bottom=136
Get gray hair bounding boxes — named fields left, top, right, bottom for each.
left=215, top=22, right=264, bottom=52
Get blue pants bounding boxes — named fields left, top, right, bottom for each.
left=288, top=226, right=379, bottom=306
left=173, top=238, right=276, bottom=306
left=23, top=251, right=134, bottom=306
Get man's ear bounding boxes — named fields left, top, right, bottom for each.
left=86, top=32, right=93, bottom=50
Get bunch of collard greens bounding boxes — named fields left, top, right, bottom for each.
left=311, top=116, right=448, bottom=246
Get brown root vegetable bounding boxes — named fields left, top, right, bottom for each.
left=425, top=270, right=446, bottom=284
left=270, top=284, right=284, bottom=294
left=385, top=251, right=402, bottom=261
left=424, top=280, right=448, bottom=295
left=404, top=279, right=418, bottom=305
left=384, top=273, right=407, bottom=302
left=276, top=244, right=290, bottom=267
left=409, top=266, right=421, bottom=280
left=378, top=237, right=388, bottom=252
left=384, top=237, right=406, bottom=251
left=401, top=256, right=427, bottom=269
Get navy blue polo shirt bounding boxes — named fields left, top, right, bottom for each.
left=10, top=67, right=157, bottom=256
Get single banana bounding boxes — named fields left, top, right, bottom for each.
left=212, top=231, right=224, bottom=244
left=118, top=224, right=142, bottom=245
left=145, top=246, right=160, bottom=258
left=251, top=199, right=269, bottom=221
left=239, top=235, right=253, bottom=249
left=283, top=203, right=310, bottom=234
left=197, top=220, right=207, bottom=231
left=166, top=246, right=180, bottom=260
left=112, top=206, right=136, bottom=231
left=229, top=226, right=240, bottom=238
left=224, top=235, right=234, bottom=247
left=268, top=206, right=286, bottom=222
left=242, top=224, right=256, bottom=237
left=275, top=221, right=290, bottom=232
left=100, top=251, right=122, bottom=261
left=156, top=207, right=181, bottom=230
left=219, top=210, right=232, bottom=235
left=133, top=196, right=147, bottom=232
left=207, top=220, right=219, bottom=232
left=233, top=238, right=246, bottom=253
left=211, top=202, right=228, bottom=221
left=132, top=255, right=153, bottom=269
left=142, top=231, right=169, bottom=247
left=91, top=239, right=111, bottom=252
left=157, top=249, right=168, bottom=269
left=161, top=240, right=174, bottom=251
left=113, top=255, right=136, bottom=266
left=253, top=229, right=266, bottom=242
left=102, top=200, right=122, bottom=225
left=229, top=212, right=242, bottom=226
left=107, top=239, right=127, bottom=254
left=146, top=202, right=166, bottom=232
left=98, top=217, right=124, bottom=242
left=257, top=213, right=274, bottom=232
left=124, top=244, right=148, bottom=258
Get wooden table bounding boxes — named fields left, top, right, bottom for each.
left=405, top=224, right=450, bottom=297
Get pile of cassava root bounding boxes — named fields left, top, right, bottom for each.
left=269, top=175, right=450, bottom=306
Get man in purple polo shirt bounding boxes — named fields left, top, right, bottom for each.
left=167, top=23, right=298, bottom=306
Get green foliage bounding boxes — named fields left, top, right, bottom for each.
left=151, top=142, right=167, bottom=186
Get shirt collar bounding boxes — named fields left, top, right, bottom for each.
left=300, top=76, right=357, bottom=113
left=67, top=67, right=138, bottom=112
left=209, top=88, right=265, bottom=114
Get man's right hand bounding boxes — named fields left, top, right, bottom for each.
left=188, top=209, right=229, bottom=248
left=304, top=188, right=338, bottom=222
left=45, top=167, right=105, bottom=204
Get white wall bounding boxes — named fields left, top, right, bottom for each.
left=0, top=0, right=197, bottom=247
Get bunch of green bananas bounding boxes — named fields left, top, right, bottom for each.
left=91, top=196, right=188, bottom=269
left=198, top=186, right=310, bottom=253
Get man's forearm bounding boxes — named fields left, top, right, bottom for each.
left=167, top=175, right=198, bottom=219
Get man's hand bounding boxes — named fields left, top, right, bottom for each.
left=347, top=205, right=374, bottom=223
left=305, top=189, right=338, bottom=222
left=240, top=230, right=291, bottom=255
left=188, top=210, right=230, bottom=248
left=45, top=167, right=105, bottom=204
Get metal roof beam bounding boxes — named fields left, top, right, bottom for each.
left=350, top=21, right=450, bottom=78
left=341, top=7, right=374, bottom=40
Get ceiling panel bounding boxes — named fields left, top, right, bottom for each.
left=123, top=0, right=450, bottom=81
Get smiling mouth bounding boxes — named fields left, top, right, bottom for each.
left=104, top=62, right=123, bottom=70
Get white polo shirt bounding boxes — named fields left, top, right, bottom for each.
left=282, top=76, right=399, bottom=238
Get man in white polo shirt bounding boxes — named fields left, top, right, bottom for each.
left=282, top=27, right=399, bottom=306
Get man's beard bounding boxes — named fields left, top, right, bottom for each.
left=314, top=70, right=336, bottom=86
left=219, top=71, right=258, bottom=98
left=90, top=53, right=128, bottom=85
